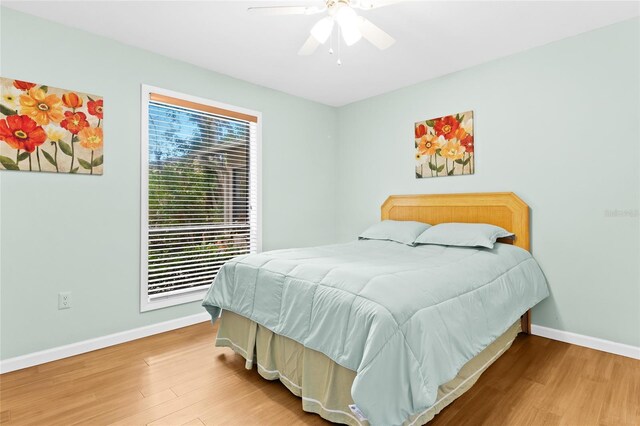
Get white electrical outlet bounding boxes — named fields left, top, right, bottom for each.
left=58, top=292, right=72, bottom=310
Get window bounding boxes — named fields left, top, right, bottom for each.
left=140, top=85, right=260, bottom=311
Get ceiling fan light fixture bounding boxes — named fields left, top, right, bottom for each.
left=255, top=0, right=399, bottom=58
left=310, top=16, right=334, bottom=43
left=340, top=23, right=362, bottom=46
left=334, top=4, right=362, bottom=46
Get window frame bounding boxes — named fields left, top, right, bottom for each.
left=140, top=84, right=262, bottom=312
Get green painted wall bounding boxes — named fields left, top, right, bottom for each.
left=336, top=18, right=640, bottom=347
left=0, top=8, right=338, bottom=359
left=1, top=8, right=638, bottom=361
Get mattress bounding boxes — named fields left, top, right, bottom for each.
left=216, top=309, right=522, bottom=425
left=203, top=239, right=549, bottom=425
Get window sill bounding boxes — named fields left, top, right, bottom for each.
left=140, top=288, right=208, bottom=312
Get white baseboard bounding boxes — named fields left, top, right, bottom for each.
left=2, top=316, right=636, bottom=374
left=0, top=312, right=211, bottom=374
left=531, top=325, right=640, bottom=360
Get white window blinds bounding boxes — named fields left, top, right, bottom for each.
left=141, top=87, right=259, bottom=311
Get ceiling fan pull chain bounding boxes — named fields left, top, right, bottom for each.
left=337, top=25, right=343, bottom=66
left=329, top=28, right=334, bottom=55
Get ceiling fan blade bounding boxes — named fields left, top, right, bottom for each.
left=247, top=5, right=324, bottom=16
left=298, top=35, right=321, bottom=55
left=353, top=0, right=404, bottom=10
left=357, top=17, right=395, bottom=50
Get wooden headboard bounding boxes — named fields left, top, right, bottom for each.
left=381, top=192, right=532, bottom=334
left=381, top=192, right=530, bottom=251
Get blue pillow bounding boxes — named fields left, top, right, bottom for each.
left=414, top=223, right=514, bottom=249
left=359, top=220, right=431, bottom=246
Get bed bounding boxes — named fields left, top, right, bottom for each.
left=202, top=192, right=549, bottom=425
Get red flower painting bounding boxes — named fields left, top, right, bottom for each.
left=433, top=115, right=460, bottom=140
left=61, top=111, right=90, bottom=135
left=459, top=133, right=474, bottom=153
left=415, top=111, right=474, bottom=178
left=0, top=115, right=47, bottom=153
left=0, top=77, right=103, bottom=174
left=87, top=99, right=104, bottom=119
left=13, top=80, right=37, bottom=91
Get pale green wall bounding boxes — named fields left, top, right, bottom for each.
left=336, top=18, right=640, bottom=347
left=1, top=9, right=638, bottom=361
left=0, top=8, right=338, bottom=359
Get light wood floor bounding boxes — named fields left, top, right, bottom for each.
left=1, top=321, right=638, bottom=426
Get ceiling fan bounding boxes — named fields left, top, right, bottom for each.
left=248, top=0, right=402, bottom=58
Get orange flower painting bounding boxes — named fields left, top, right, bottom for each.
left=415, top=111, right=473, bottom=178
left=19, top=87, right=64, bottom=126
left=0, top=77, right=103, bottom=174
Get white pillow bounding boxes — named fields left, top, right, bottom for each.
left=359, top=220, right=431, bottom=246
left=414, top=223, right=514, bottom=249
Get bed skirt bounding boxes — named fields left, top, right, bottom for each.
left=215, top=310, right=520, bottom=425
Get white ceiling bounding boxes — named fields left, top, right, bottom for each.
left=3, top=1, right=639, bottom=106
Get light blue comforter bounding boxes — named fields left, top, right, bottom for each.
left=202, top=240, right=549, bottom=425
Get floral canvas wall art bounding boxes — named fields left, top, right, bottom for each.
left=0, top=77, right=103, bottom=174
left=415, top=110, right=473, bottom=178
